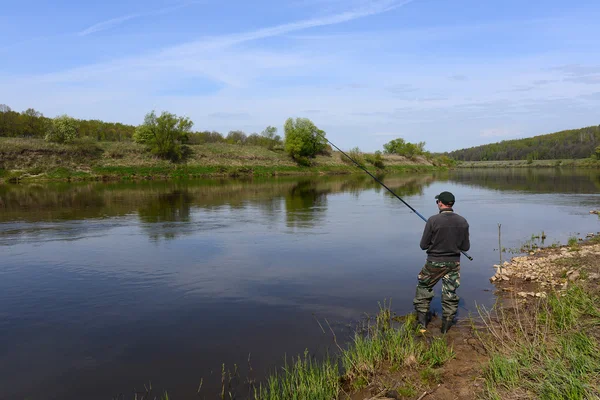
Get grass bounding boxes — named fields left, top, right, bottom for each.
left=0, top=137, right=444, bottom=182
left=253, top=351, right=340, bottom=400
left=253, top=302, right=455, bottom=400
left=478, top=284, right=600, bottom=399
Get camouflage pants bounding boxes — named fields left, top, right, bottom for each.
left=413, top=261, right=460, bottom=321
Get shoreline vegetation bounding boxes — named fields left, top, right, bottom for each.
left=0, top=137, right=444, bottom=184
left=1, top=106, right=599, bottom=183
left=134, top=234, right=600, bottom=399
left=455, top=159, right=600, bottom=168
left=1, top=137, right=599, bottom=184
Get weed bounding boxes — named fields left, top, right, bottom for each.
left=253, top=350, right=340, bottom=400
left=422, top=337, right=454, bottom=367
left=396, top=382, right=417, bottom=397
left=419, top=367, right=442, bottom=385
left=568, top=236, right=579, bottom=247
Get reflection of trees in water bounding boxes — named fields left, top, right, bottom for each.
left=449, top=169, right=600, bottom=193
left=137, top=190, right=193, bottom=241
left=380, top=178, right=430, bottom=199
left=285, top=180, right=329, bottom=229
left=0, top=183, right=108, bottom=222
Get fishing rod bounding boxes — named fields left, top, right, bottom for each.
left=317, top=133, right=474, bottom=261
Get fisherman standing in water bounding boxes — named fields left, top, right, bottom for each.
left=413, top=191, right=470, bottom=333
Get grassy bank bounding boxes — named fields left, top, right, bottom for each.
left=0, top=138, right=443, bottom=183
left=457, top=158, right=600, bottom=168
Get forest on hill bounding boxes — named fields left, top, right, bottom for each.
left=447, top=125, right=600, bottom=161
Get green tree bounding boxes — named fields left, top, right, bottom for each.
left=22, top=108, right=44, bottom=137
left=595, top=146, right=600, bottom=160
left=134, top=111, right=192, bottom=161
left=226, top=130, right=247, bottom=144
left=283, top=118, right=327, bottom=164
left=45, top=115, right=79, bottom=143
left=261, top=125, right=282, bottom=150
left=383, top=138, right=426, bottom=158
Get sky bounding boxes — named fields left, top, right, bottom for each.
left=2, top=0, right=600, bottom=152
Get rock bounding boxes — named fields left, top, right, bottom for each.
left=535, top=292, right=547, bottom=298
left=588, top=273, right=600, bottom=280
left=587, top=233, right=595, bottom=238
left=503, top=261, right=510, bottom=266
left=568, top=270, right=580, bottom=281
left=518, top=292, right=528, bottom=298
left=501, top=275, right=510, bottom=281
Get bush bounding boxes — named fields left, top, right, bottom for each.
left=284, top=117, right=327, bottom=163
left=134, top=111, right=192, bottom=161
left=45, top=115, right=79, bottom=143
left=383, top=138, right=426, bottom=157
left=226, top=130, right=247, bottom=145
left=365, top=150, right=385, bottom=169
left=341, top=147, right=365, bottom=167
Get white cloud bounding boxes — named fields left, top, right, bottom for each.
left=78, top=1, right=204, bottom=36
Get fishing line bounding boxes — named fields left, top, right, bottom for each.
left=316, top=133, right=474, bottom=261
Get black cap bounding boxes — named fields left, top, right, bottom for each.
left=435, top=191, right=455, bottom=204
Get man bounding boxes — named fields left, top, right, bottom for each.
left=413, top=191, right=470, bottom=333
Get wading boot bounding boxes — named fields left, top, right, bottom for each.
left=417, top=311, right=428, bottom=329
left=441, top=319, right=452, bottom=334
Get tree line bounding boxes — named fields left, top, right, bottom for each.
left=447, top=125, right=600, bottom=161
left=0, top=104, right=437, bottom=166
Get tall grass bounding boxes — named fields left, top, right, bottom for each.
left=254, top=302, right=455, bottom=399
left=253, top=351, right=340, bottom=400
left=478, top=285, right=600, bottom=399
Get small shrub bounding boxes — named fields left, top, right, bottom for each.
left=134, top=110, right=192, bottom=161
left=567, top=236, right=578, bottom=247
left=341, top=147, right=365, bottom=167
left=45, top=115, right=79, bottom=143
left=283, top=117, right=327, bottom=163
left=365, top=151, right=385, bottom=169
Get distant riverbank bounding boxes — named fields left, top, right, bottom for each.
left=0, top=138, right=445, bottom=183
left=457, top=159, right=600, bottom=168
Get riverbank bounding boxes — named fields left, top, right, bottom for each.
left=457, top=159, right=600, bottom=168
left=0, top=138, right=444, bottom=183
left=216, top=235, right=600, bottom=400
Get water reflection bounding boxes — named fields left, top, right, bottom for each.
left=285, top=180, right=328, bottom=229
left=0, top=174, right=439, bottom=242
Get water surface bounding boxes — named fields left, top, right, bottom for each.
left=1, top=169, right=598, bottom=399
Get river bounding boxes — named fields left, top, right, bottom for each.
left=1, top=168, right=599, bottom=399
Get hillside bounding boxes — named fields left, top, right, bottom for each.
left=447, top=125, right=600, bottom=161
left=0, top=138, right=441, bottom=183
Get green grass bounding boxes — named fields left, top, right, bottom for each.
left=254, top=303, right=455, bottom=400
left=480, top=284, right=600, bottom=399
left=252, top=352, right=341, bottom=400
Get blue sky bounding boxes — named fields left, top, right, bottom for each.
left=2, top=0, right=600, bottom=152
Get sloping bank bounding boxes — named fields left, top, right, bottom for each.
left=136, top=236, right=600, bottom=399
left=0, top=138, right=445, bottom=183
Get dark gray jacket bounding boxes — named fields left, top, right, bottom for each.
left=420, top=209, right=470, bottom=262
